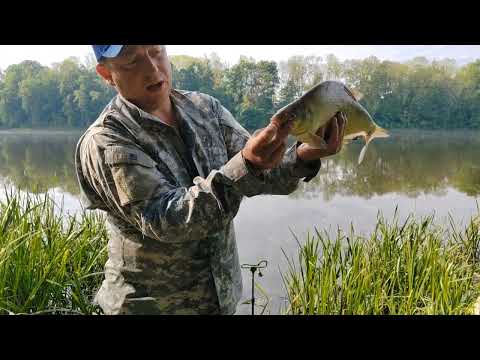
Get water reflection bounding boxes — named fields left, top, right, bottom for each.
left=291, top=129, right=480, bottom=200
left=1, top=129, right=479, bottom=200
left=0, top=131, right=82, bottom=195
left=0, top=130, right=478, bottom=230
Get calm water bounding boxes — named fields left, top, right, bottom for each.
left=1, top=129, right=479, bottom=314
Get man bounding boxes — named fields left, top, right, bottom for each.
left=75, top=45, right=347, bottom=315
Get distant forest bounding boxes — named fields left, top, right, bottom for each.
left=1, top=52, right=480, bottom=131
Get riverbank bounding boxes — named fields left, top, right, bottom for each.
left=1, top=191, right=479, bottom=315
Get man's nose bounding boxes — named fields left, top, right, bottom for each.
left=144, top=54, right=158, bottom=74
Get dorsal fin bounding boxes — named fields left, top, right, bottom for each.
left=351, top=88, right=364, bottom=101
left=344, top=85, right=364, bottom=101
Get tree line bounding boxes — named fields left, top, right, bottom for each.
left=1, top=52, right=480, bottom=131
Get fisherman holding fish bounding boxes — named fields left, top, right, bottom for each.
left=75, top=45, right=347, bottom=315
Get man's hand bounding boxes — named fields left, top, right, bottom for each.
left=297, top=112, right=347, bottom=162
left=242, top=117, right=293, bottom=170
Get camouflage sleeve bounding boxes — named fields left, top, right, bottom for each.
left=214, top=101, right=321, bottom=196
left=78, top=131, right=270, bottom=243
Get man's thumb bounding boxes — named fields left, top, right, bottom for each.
left=257, top=123, right=277, bottom=143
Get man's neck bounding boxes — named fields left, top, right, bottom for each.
left=150, top=106, right=176, bottom=128
left=127, top=92, right=179, bottom=130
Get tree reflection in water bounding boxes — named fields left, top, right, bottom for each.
left=0, top=129, right=479, bottom=201
left=0, top=131, right=83, bottom=195
left=291, top=129, right=480, bottom=201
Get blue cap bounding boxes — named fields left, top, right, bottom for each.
left=92, top=45, right=124, bottom=62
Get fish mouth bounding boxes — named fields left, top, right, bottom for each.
left=146, top=81, right=165, bottom=92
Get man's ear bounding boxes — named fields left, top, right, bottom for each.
left=96, top=63, right=114, bottom=86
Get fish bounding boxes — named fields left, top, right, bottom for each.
left=273, top=80, right=389, bottom=165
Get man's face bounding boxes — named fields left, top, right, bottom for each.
left=96, top=45, right=172, bottom=111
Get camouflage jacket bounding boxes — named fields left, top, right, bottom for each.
left=75, top=89, right=321, bottom=315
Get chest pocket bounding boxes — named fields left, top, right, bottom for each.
left=105, top=146, right=160, bottom=206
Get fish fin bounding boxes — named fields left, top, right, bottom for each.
left=351, top=88, right=364, bottom=101
left=357, top=126, right=389, bottom=165
left=344, top=85, right=364, bottom=102
left=372, top=125, right=390, bottom=138
left=301, top=133, right=328, bottom=150
left=358, top=142, right=369, bottom=165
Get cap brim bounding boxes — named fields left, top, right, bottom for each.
left=102, top=45, right=124, bottom=59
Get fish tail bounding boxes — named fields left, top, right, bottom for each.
left=373, top=125, right=390, bottom=139
left=358, top=125, right=389, bottom=165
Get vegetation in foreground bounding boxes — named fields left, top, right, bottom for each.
left=1, top=191, right=479, bottom=315
left=0, top=190, right=107, bottom=315
left=282, top=210, right=480, bottom=315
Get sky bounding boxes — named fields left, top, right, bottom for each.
left=0, top=45, right=479, bottom=70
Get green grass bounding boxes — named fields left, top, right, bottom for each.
left=2, top=189, right=480, bottom=315
left=0, top=189, right=108, bottom=315
left=281, top=210, right=480, bottom=315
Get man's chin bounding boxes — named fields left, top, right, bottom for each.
left=141, top=88, right=171, bottom=110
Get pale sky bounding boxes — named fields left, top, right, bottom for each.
left=0, top=45, right=479, bottom=70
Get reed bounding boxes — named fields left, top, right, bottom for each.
left=281, top=210, right=480, bottom=315
left=0, top=189, right=108, bottom=315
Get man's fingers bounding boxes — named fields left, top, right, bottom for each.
left=270, top=115, right=283, bottom=129
left=328, top=117, right=339, bottom=148
left=255, top=123, right=278, bottom=144
left=340, top=112, right=347, bottom=130
left=337, top=112, right=347, bottom=152
left=324, top=114, right=339, bottom=142
left=272, top=120, right=293, bottom=144
left=297, top=112, right=349, bottom=161
left=260, top=120, right=292, bottom=156
left=316, top=125, right=326, bottom=138
left=254, top=118, right=291, bottom=144
left=269, top=141, right=287, bottom=167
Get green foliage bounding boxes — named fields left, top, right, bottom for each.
left=0, top=190, right=108, bottom=315
left=223, top=58, right=279, bottom=130
left=0, top=58, right=115, bottom=129
left=1, top=53, right=480, bottom=131
left=281, top=211, right=480, bottom=315
left=278, top=55, right=324, bottom=105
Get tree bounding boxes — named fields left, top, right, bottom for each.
left=278, top=55, right=324, bottom=108
left=0, top=61, right=44, bottom=127
left=83, top=53, right=98, bottom=71
left=52, top=58, right=84, bottom=127
left=18, top=68, right=62, bottom=127
left=223, top=58, right=279, bottom=130
left=325, top=54, right=343, bottom=81
left=455, top=60, right=480, bottom=128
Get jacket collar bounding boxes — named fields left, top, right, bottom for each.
left=112, top=89, right=225, bottom=178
